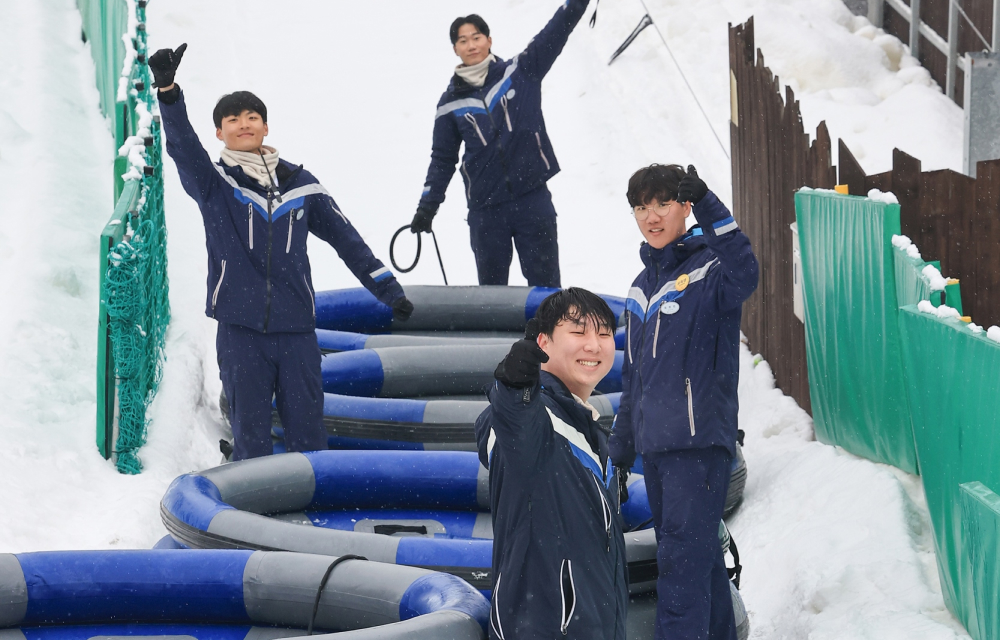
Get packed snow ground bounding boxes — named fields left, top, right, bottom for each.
left=0, top=0, right=970, bottom=637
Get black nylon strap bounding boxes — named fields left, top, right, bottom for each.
left=307, top=554, right=368, bottom=635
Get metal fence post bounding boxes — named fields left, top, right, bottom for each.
left=993, top=0, right=1000, bottom=51
left=909, top=0, right=922, bottom=58
left=963, top=52, right=1000, bottom=177
left=869, top=0, right=884, bottom=28
left=946, top=0, right=960, bottom=99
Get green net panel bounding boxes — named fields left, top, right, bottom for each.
left=95, top=0, right=170, bottom=474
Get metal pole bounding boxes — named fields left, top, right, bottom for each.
left=910, top=0, right=922, bottom=58
left=946, top=0, right=960, bottom=100
left=868, top=0, right=884, bottom=28
left=993, top=0, right=1000, bottom=51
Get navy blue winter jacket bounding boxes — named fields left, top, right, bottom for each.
left=159, top=88, right=404, bottom=334
left=609, top=192, right=759, bottom=466
left=475, top=371, right=627, bottom=640
left=418, top=0, right=590, bottom=212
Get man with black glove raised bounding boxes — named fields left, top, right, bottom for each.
left=610, top=164, right=758, bottom=639
left=475, top=288, right=628, bottom=639
left=149, top=44, right=413, bottom=461
left=411, top=1, right=594, bottom=287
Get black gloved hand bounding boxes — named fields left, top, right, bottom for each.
left=494, top=319, right=549, bottom=389
left=677, top=164, right=708, bottom=205
left=617, top=466, right=631, bottom=505
left=410, top=206, right=436, bottom=234
left=392, top=296, right=414, bottom=322
left=148, top=43, right=187, bottom=88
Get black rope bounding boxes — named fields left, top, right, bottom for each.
left=307, top=554, right=367, bottom=635
left=390, top=224, right=449, bottom=285
left=725, top=525, right=742, bottom=589
left=608, top=14, right=653, bottom=65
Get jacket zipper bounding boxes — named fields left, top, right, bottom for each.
left=591, top=475, right=612, bottom=550
left=263, top=189, right=274, bottom=332
left=247, top=203, right=254, bottom=250
left=479, top=98, right=515, bottom=197
left=559, top=559, right=577, bottom=635
left=652, top=309, right=662, bottom=358
left=303, top=274, right=315, bottom=318
left=490, top=572, right=507, bottom=640
left=635, top=263, right=658, bottom=443
left=500, top=95, right=512, bottom=131
left=211, top=259, right=227, bottom=316
left=464, top=112, right=488, bottom=145
left=535, top=132, right=551, bottom=171
left=627, top=313, right=633, bottom=364
left=686, top=378, right=696, bottom=436
left=285, top=209, right=294, bottom=254
left=460, top=162, right=472, bottom=200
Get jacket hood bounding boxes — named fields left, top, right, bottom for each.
left=639, top=226, right=708, bottom=271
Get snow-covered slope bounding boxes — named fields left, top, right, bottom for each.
left=0, top=0, right=970, bottom=637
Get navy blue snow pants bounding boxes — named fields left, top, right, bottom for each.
left=217, top=323, right=326, bottom=461
left=467, top=185, right=561, bottom=287
left=643, top=446, right=737, bottom=640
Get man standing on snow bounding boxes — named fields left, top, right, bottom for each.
left=149, top=44, right=413, bottom=461
left=410, top=1, right=593, bottom=287
left=610, top=164, right=758, bottom=639
left=475, top=288, right=628, bottom=639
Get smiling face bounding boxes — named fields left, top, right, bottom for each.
left=635, top=199, right=691, bottom=249
left=538, top=311, right=616, bottom=401
left=453, top=23, right=492, bottom=67
left=215, top=109, right=268, bottom=152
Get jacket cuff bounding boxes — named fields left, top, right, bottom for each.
left=692, top=191, right=740, bottom=238
left=157, top=85, right=181, bottom=105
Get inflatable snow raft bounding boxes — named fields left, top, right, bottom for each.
left=0, top=549, right=488, bottom=640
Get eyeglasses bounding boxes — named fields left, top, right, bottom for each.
left=631, top=201, right=676, bottom=221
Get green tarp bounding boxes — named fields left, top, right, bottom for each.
left=77, top=0, right=130, bottom=123
left=959, top=482, right=1000, bottom=640
left=898, top=307, right=1000, bottom=634
left=795, top=190, right=919, bottom=473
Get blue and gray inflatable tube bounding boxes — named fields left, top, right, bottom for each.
left=0, top=549, right=488, bottom=640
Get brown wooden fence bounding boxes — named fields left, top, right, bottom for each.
left=729, top=17, right=1000, bottom=415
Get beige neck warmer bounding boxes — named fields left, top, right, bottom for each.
left=455, top=54, right=496, bottom=88
left=220, top=145, right=280, bottom=188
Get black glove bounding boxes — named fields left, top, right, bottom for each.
left=494, top=319, right=549, bottom=389
left=392, top=296, right=414, bottom=322
left=410, top=206, right=436, bottom=234
left=617, top=467, right=630, bottom=505
left=677, top=164, right=708, bottom=205
left=148, top=43, right=187, bottom=88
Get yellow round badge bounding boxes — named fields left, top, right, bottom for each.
left=675, top=273, right=690, bottom=291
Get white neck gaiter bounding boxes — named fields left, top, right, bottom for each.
left=455, top=54, right=496, bottom=88
left=220, top=145, right=280, bottom=188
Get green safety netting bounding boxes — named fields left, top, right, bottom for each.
left=959, top=482, right=1000, bottom=640
left=77, top=0, right=131, bottom=123
left=898, top=307, right=1000, bottom=634
left=794, top=190, right=918, bottom=473
left=92, top=0, right=170, bottom=474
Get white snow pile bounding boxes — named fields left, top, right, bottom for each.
left=987, top=326, right=1000, bottom=344
left=892, top=234, right=922, bottom=260
left=921, top=265, right=949, bottom=292
left=0, top=0, right=976, bottom=638
left=917, top=299, right=961, bottom=320
left=867, top=188, right=900, bottom=204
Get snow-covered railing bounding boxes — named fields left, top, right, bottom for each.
left=93, top=0, right=170, bottom=473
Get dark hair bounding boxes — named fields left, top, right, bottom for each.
left=213, top=91, right=268, bottom=129
left=450, top=14, right=490, bottom=45
left=626, top=163, right=686, bottom=207
left=533, top=288, right=617, bottom=337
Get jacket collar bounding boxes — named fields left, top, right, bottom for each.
left=639, top=226, right=707, bottom=272
left=218, top=158, right=304, bottom=194
left=540, top=371, right=607, bottom=463
left=449, top=54, right=505, bottom=95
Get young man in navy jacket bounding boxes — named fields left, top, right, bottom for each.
left=149, top=45, right=412, bottom=461
left=475, top=288, right=628, bottom=639
left=609, top=165, right=758, bottom=639
left=410, top=1, right=593, bottom=288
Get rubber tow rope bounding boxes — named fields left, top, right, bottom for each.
left=390, top=224, right=449, bottom=285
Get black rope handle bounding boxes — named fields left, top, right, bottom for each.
left=389, top=224, right=448, bottom=285
left=307, top=554, right=367, bottom=635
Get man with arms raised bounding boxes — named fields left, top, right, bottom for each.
left=475, top=288, right=627, bottom=639
left=610, top=164, right=758, bottom=639
left=149, top=44, right=412, bottom=461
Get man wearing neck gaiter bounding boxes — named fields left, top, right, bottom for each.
left=410, top=1, right=593, bottom=288
left=149, top=44, right=413, bottom=462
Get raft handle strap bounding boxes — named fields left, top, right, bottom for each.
left=725, top=523, right=742, bottom=589
left=307, top=554, right=368, bottom=635
left=373, top=524, right=429, bottom=536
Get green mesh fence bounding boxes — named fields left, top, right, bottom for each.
left=959, top=482, right=1000, bottom=640
left=93, top=0, right=170, bottom=473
